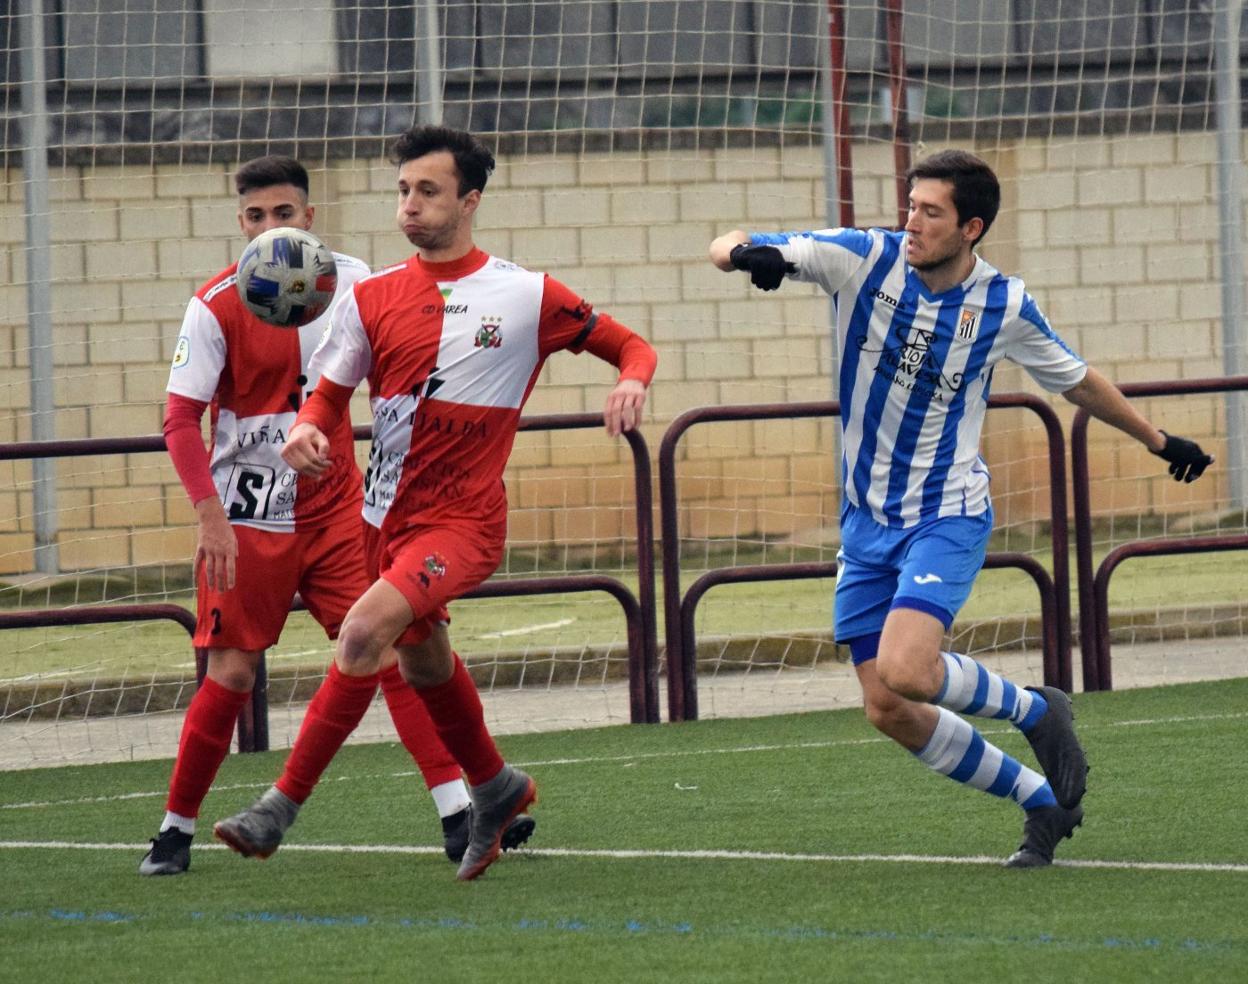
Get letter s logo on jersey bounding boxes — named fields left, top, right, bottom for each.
left=172, top=336, right=190, bottom=369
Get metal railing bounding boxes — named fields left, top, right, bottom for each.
left=658, top=393, right=1071, bottom=721
left=1071, top=375, right=1248, bottom=690
left=0, top=411, right=659, bottom=752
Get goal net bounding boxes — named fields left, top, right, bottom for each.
left=2, top=1, right=1245, bottom=768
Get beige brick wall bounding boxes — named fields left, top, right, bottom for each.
left=0, top=132, right=1237, bottom=572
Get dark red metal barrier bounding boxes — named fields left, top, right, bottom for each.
left=1092, top=536, right=1248, bottom=690
left=659, top=395, right=1071, bottom=721
left=0, top=412, right=659, bottom=753
left=1071, top=374, right=1248, bottom=690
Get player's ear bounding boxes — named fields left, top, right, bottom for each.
left=962, top=216, right=984, bottom=245
left=461, top=188, right=481, bottom=218
left=303, top=204, right=315, bottom=230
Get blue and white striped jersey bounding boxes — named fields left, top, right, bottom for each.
left=755, top=228, right=1086, bottom=528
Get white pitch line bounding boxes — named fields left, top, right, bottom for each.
left=4, top=708, right=1246, bottom=813
left=0, top=840, right=1245, bottom=874
left=475, top=618, right=576, bottom=640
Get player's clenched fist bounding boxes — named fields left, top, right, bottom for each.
left=282, top=422, right=333, bottom=477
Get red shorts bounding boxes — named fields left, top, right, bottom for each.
left=193, top=511, right=369, bottom=652
left=373, top=521, right=504, bottom=648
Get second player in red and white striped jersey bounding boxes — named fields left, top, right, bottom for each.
left=166, top=250, right=370, bottom=531
left=309, top=246, right=655, bottom=540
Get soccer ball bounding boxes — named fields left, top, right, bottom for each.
left=235, top=227, right=338, bottom=328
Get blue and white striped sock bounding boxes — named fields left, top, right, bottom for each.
left=935, top=651, right=1048, bottom=734
left=915, top=707, right=1057, bottom=810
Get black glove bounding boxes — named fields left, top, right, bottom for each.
left=730, top=243, right=795, bottom=291
left=1152, top=430, right=1213, bottom=483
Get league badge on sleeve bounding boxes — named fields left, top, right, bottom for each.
left=172, top=335, right=191, bottom=369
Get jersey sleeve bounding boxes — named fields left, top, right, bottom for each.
left=1002, top=291, right=1088, bottom=393
left=535, top=275, right=658, bottom=385
left=166, top=296, right=227, bottom=401
left=308, top=286, right=372, bottom=388
left=750, top=227, right=876, bottom=297
left=163, top=392, right=217, bottom=505
left=536, top=275, right=601, bottom=356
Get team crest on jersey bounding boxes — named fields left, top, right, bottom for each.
left=957, top=310, right=979, bottom=340
left=172, top=335, right=190, bottom=369
left=424, top=553, right=448, bottom=578
left=475, top=317, right=503, bottom=349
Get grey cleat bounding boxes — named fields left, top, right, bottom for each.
left=455, top=766, right=538, bottom=881
left=444, top=807, right=537, bottom=863
left=213, top=787, right=300, bottom=859
left=1004, top=803, right=1084, bottom=868
left=1024, top=686, right=1088, bottom=810
left=139, top=827, right=192, bottom=876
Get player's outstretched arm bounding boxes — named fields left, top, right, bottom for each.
left=1062, top=366, right=1213, bottom=482
left=710, top=230, right=795, bottom=291
left=281, top=422, right=332, bottom=478
left=709, top=230, right=750, bottom=271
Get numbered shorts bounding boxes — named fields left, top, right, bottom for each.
left=833, top=502, right=994, bottom=663
left=373, top=520, right=505, bottom=649
left=193, top=511, right=369, bottom=652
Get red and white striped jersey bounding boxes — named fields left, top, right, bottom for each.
left=309, top=247, right=642, bottom=538
left=166, top=251, right=371, bottom=531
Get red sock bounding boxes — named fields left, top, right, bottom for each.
left=276, top=664, right=378, bottom=804
left=379, top=664, right=462, bottom=790
left=167, top=676, right=250, bottom=818
left=415, top=654, right=503, bottom=786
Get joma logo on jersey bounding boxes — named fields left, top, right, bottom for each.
left=475, top=317, right=503, bottom=348
left=873, top=288, right=900, bottom=308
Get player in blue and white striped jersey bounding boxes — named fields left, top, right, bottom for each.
left=711, top=149, right=1213, bottom=867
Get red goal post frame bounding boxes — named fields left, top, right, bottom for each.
left=658, top=394, right=1072, bottom=723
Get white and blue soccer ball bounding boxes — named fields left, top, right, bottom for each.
left=235, top=226, right=338, bottom=328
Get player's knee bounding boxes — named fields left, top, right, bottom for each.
left=863, top=691, right=907, bottom=736
left=397, top=634, right=453, bottom=689
left=205, top=649, right=258, bottom=692
left=875, top=649, right=939, bottom=701
left=335, top=616, right=384, bottom=674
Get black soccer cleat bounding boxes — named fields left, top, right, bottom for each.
left=1023, top=686, right=1088, bottom=810
left=501, top=813, right=536, bottom=854
left=443, top=807, right=536, bottom=863
left=443, top=807, right=472, bottom=862
left=139, top=827, right=192, bottom=876
left=1004, top=803, right=1083, bottom=868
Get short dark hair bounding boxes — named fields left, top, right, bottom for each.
left=905, top=150, right=999, bottom=245
left=389, top=125, right=496, bottom=197
left=234, top=156, right=309, bottom=197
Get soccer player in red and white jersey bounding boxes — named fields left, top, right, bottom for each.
left=140, top=156, right=514, bottom=876
left=213, top=126, right=658, bottom=881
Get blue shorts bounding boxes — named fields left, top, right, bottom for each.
left=834, top=503, right=993, bottom=664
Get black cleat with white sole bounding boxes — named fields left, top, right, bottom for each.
left=1004, top=803, right=1083, bottom=868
